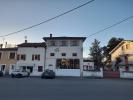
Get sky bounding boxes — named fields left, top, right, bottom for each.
left=0, top=0, right=133, bottom=57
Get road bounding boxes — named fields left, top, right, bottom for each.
left=0, top=77, right=133, bottom=100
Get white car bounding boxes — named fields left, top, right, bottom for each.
left=11, top=70, right=30, bottom=78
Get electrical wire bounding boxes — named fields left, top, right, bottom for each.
left=0, top=0, right=95, bottom=38
left=87, top=15, right=133, bottom=38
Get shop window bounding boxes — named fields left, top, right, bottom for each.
left=56, top=59, right=80, bottom=69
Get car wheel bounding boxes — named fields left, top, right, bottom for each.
left=17, top=74, right=22, bottom=78
left=11, top=74, right=14, bottom=78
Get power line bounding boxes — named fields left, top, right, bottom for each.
left=0, top=0, right=95, bottom=38
left=87, top=15, right=133, bottom=38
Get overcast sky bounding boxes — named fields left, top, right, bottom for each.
left=0, top=0, right=133, bottom=57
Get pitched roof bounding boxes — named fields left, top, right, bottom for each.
left=0, top=47, right=18, bottom=51
left=17, top=42, right=46, bottom=47
left=43, top=36, right=86, bottom=42
left=109, top=40, right=133, bottom=54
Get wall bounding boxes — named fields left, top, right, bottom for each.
left=17, top=47, right=45, bottom=76
left=83, top=68, right=103, bottom=78
left=45, top=39, right=83, bottom=72
left=55, top=69, right=80, bottom=76
left=0, top=50, right=17, bottom=74
left=120, top=68, right=133, bottom=79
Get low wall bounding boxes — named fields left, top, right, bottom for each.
left=55, top=69, right=80, bottom=77
left=83, top=68, right=103, bottom=78
left=120, top=71, right=133, bottom=79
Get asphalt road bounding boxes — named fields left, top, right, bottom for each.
left=0, top=77, right=133, bottom=100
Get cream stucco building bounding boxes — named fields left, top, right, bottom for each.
left=0, top=48, right=17, bottom=74
left=109, top=40, right=133, bottom=71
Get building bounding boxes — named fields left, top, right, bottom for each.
left=109, top=40, right=133, bottom=71
left=43, top=34, right=86, bottom=76
left=16, top=42, right=46, bottom=76
left=83, top=58, right=94, bottom=71
left=0, top=48, right=18, bottom=74
left=0, top=34, right=86, bottom=77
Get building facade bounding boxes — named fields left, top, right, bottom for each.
left=0, top=35, right=86, bottom=76
left=43, top=34, right=86, bottom=76
left=16, top=42, right=46, bottom=76
left=0, top=48, right=17, bottom=74
left=109, top=40, right=133, bottom=71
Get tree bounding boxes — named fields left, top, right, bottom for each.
left=89, top=39, right=103, bottom=70
left=115, top=56, right=122, bottom=71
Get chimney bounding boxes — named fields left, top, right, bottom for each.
left=50, top=34, right=52, bottom=38
left=25, top=40, right=27, bottom=43
left=24, top=36, right=28, bottom=43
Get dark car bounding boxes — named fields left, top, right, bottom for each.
left=0, top=71, right=3, bottom=77
left=41, top=69, right=55, bottom=79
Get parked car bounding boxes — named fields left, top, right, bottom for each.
left=11, top=70, right=30, bottom=78
left=0, top=71, right=3, bottom=77
left=41, top=69, right=55, bottom=79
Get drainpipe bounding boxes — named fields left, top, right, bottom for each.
left=44, top=46, right=47, bottom=71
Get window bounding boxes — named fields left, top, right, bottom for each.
left=72, top=53, right=77, bottom=57
left=126, top=44, right=130, bottom=49
left=38, top=66, right=43, bottom=72
left=50, top=53, right=55, bottom=56
left=32, top=54, right=40, bottom=61
left=21, top=54, right=26, bottom=60
left=62, top=53, right=66, bottom=56
left=17, top=55, right=20, bottom=60
left=1, top=65, right=5, bottom=71
left=32, top=55, right=34, bottom=60
left=56, top=59, right=80, bottom=69
left=9, top=52, right=15, bottom=59
left=35, top=55, right=38, bottom=60
left=60, top=41, right=68, bottom=46
left=0, top=52, right=2, bottom=59
left=49, top=41, right=56, bottom=46
left=38, top=55, right=40, bottom=60
left=70, top=40, right=79, bottom=46
left=11, top=64, right=15, bottom=70
left=121, top=46, right=124, bottom=50
left=27, top=66, right=33, bottom=73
